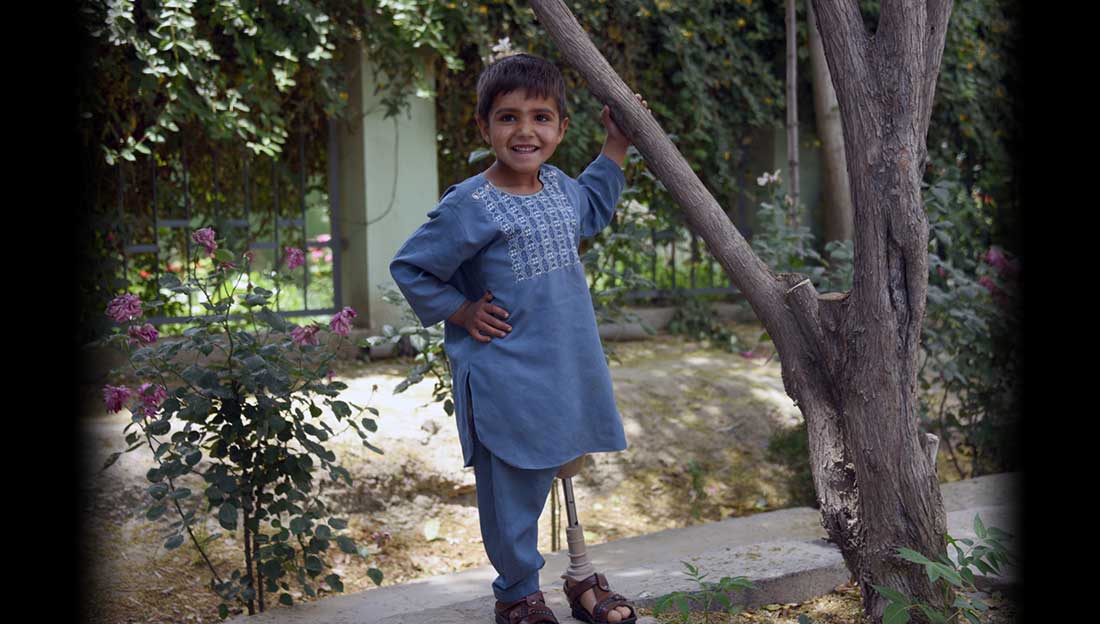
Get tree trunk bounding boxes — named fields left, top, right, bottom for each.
left=786, top=0, right=800, bottom=212
left=528, top=1, right=954, bottom=621
left=805, top=0, right=854, bottom=244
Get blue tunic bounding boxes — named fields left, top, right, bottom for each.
left=389, top=154, right=629, bottom=469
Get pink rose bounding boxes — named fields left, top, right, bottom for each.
left=284, top=247, right=305, bottom=271
left=329, top=306, right=357, bottom=336
left=102, top=385, right=133, bottom=414
left=291, top=324, right=321, bottom=347
left=983, top=246, right=1005, bottom=270
left=128, top=323, right=159, bottom=346
left=138, top=383, right=169, bottom=418
left=106, top=294, right=143, bottom=323
left=191, top=227, right=218, bottom=256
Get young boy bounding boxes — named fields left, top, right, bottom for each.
left=389, top=53, right=648, bottom=624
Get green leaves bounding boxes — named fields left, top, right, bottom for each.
left=218, top=503, right=237, bottom=531
left=148, top=419, right=171, bottom=436
left=331, top=401, right=351, bottom=418
left=336, top=536, right=358, bottom=554
left=99, top=452, right=122, bottom=473
left=256, top=308, right=289, bottom=332
left=366, top=568, right=383, bottom=586
left=324, top=573, right=344, bottom=593
left=146, top=503, right=167, bottom=521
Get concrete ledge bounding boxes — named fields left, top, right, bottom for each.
left=228, top=473, right=1020, bottom=624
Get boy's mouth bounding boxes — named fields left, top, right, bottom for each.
left=511, top=145, right=539, bottom=154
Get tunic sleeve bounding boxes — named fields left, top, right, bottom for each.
left=576, top=153, right=626, bottom=240
left=389, top=191, right=488, bottom=328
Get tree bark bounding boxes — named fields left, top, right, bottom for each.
left=805, top=0, right=854, bottom=244
left=528, top=1, right=954, bottom=621
left=786, top=0, right=800, bottom=212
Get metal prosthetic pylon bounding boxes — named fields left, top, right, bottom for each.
left=557, top=475, right=597, bottom=584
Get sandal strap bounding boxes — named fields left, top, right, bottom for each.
left=564, top=572, right=637, bottom=623
left=563, top=573, right=599, bottom=604
left=593, top=592, right=634, bottom=622
left=497, top=591, right=558, bottom=624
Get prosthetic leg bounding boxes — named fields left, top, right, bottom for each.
left=555, top=455, right=597, bottom=584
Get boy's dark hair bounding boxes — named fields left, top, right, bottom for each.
left=476, top=53, right=568, bottom=126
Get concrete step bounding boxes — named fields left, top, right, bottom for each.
left=229, top=472, right=1020, bottom=624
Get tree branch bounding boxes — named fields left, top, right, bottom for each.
left=528, top=0, right=784, bottom=329
left=808, top=0, right=871, bottom=97
left=919, top=0, right=954, bottom=140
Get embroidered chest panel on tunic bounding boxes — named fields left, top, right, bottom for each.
left=471, top=166, right=581, bottom=282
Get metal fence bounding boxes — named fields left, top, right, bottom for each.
left=106, top=120, right=342, bottom=326
left=601, top=215, right=743, bottom=302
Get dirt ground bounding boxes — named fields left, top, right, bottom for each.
left=76, top=323, right=1017, bottom=623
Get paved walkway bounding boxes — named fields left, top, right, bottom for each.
left=229, top=472, right=1020, bottom=624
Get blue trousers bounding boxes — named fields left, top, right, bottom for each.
left=468, top=400, right=563, bottom=602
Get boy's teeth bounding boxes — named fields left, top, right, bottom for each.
left=513, top=146, right=537, bottom=152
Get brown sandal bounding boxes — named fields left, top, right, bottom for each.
left=563, top=572, right=637, bottom=624
left=494, top=590, right=559, bottom=624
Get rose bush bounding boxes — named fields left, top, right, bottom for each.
left=95, top=227, right=384, bottom=619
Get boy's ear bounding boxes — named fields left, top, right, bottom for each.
left=476, top=117, right=490, bottom=143
left=559, top=115, right=570, bottom=136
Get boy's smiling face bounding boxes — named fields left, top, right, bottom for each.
left=476, top=88, right=569, bottom=186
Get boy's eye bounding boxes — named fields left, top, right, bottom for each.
left=499, top=114, right=553, bottom=122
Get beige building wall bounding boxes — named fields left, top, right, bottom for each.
left=336, top=44, right=440, bottom=331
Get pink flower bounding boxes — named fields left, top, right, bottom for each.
left=138, top=383, right=169, bottom=418
left=244, top=250, right=255, bottom=264
left=291, top=324, right=321, bottom=347
left=740, top=351, right=761, bottom=359
left=192, top=227, right=218, bottom=256
left=316, top=234, right=331, bottom=243
left=329, top=306, right=357, bottom=336
left=218, top=260, right=237, bottom=271
left=983, top=246, right=1006, bottom=271
left=327, top=369, right=336, bottom=383
left=102, top=385, right=133, bottom=414
left=128, top=323, right=159, bottom=346
left=936, top=266, right=947, bottom=279
left=284, top=247, right=305, bottom=271
left=106, top=294, right=143, bottom=323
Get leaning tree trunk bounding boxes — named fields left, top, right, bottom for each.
left=528, top=1, right=954, bottom=621
left=805, top=0, right=854, bottom=244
